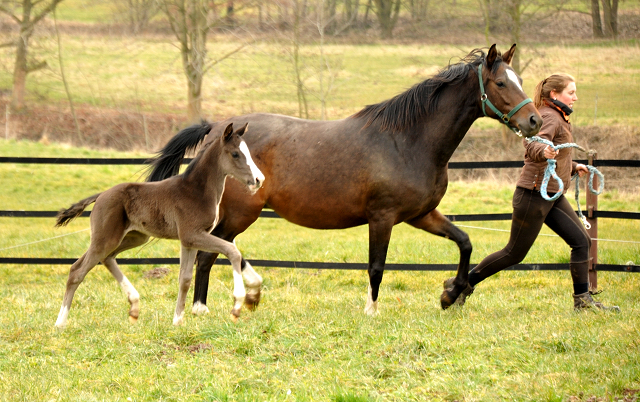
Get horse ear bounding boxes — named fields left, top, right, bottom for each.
left=235, top=122, right=249, bottom=136
left=502, top=44, right=517, bottom=65
left=486, top=44, right=498, bottom=70
left=223, top=123, right=234, bottom=142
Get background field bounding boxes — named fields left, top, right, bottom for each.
left=1, top=1, right=639, bottom=401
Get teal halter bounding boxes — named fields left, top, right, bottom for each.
left=477, top=63, right=533, bottom=137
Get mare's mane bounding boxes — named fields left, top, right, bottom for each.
left=183, top=140, right=218, bottom=178
left=352, top=48, right=504, bottom=133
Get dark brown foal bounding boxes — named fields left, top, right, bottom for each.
left=54, top=123, right=265, bottom=327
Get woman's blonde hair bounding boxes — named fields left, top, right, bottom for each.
left=533, top=73, right=575, bottom=108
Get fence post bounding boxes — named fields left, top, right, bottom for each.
left=586, top=150, right=598, bottom=292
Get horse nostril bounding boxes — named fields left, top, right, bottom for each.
left=530, top=114, right=542, bottom=130
left=255, top=178, right=261, bottom=187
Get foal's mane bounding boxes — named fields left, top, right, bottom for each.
left=352, top=48, right=502, bottom=133
left=183, top=140, right=219, bottom=178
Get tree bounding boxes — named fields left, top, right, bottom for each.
left=158, top=0, right=248, bottom=122
left=0, top=0, right=64, bottom=111
left=372, top=0, right=401, bottom=38
left=600, top=0, right=618, bottom=37
left=112, top=0, right=159, bottom=34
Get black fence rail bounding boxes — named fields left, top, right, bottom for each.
left=2, top=156, right=638, bottom=272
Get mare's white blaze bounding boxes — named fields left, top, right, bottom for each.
left=239, top=141, right=265, bottom=186
left=55, top=306, right=70, bottom=327
left=506, top=69, right=523, bottom=92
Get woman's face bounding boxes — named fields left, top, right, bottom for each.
left=552, top=81, right=578, bottom=109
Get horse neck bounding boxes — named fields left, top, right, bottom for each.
left=414, top=74, right=481, bottom=166
left=182, top=142, right=227, bottom=201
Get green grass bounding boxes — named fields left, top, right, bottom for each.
left=1, top=140, right=639, bottom=401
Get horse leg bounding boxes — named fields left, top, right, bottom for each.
left=241, top=257, right=263, bottom=311
left=364, top=216, right=395, bottom=316
left=174, top=246, right=198, bottom=325
left=55, top=250, right=104, bottom=327
left=192, top=190, right=264, bottom=315
left=103, top=231, right=150, bottom=323
left=407, top=209, right=472, bottom=309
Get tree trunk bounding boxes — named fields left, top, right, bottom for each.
left=11, top=30, right=28, bottom=111
left=505, top=0, right=522, bottom=73
left=601, top=0, right=618, bottom=38
left=590, top=0, right=604, bottom=37
left=373, top=0, right=400, bottom=39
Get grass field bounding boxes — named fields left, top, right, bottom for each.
left=1, top=140, right=639, bottom=401
left=1, top=5, right=640, bottom=400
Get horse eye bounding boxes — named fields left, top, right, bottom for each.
left=496, top=81, right=506, bottom=88
left=231, top=152, right=240, bottom=159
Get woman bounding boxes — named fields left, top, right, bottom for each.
left=444, top=73, right=619, bottom=312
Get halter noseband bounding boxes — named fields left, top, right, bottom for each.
left=477, top=63, right=532, bottom=137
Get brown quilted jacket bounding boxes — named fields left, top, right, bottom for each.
left=516, top=103, right=578, bottom=193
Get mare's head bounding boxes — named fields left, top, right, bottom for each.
left=220, top=123, right=265, bottom=193
left=479, top=44, right=542, bottom=137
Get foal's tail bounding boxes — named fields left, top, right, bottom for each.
left=55, top=193, right=101, bottom=227
left=146, top=121, right=213, bottom=182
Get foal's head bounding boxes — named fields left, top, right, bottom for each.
left=220, top=123, right=265, bottom=193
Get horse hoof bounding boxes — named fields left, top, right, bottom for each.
left=244, top=293, right=261, bottom=311
left=192, top=301, right=210, bottom=316
left=128, top=315, right=138, bottom=324
left=229, top=313, right=239, bottom=323
left=440, top=289, right=456, bottom=310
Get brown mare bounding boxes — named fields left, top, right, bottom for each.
left=147, top=44, right=542, bottom=315
left=54, top=123, right=265, bottom=327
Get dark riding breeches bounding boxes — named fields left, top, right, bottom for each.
left=468, top=186, right=591, bottom=288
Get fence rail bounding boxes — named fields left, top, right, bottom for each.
left=2, top=156, right=638, bottom=275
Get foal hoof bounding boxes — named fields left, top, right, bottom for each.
left=244, top=293, right=261, bottom=311
left=128, top=315, right=139, bottom=324
left=229, top=313, right=239, bottom=323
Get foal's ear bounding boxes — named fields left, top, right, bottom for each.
left=486, top=44, right=498, bottom=70
left=502, top=44, right=517, bottom=65
left=235, top=122, right=249, bottom=137
left=223, top=123, right=234, bottom=142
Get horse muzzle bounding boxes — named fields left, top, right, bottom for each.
left=248, top=175, right=264, bottom=194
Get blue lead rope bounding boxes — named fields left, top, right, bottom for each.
left=526, top=136, right=605, bottom=228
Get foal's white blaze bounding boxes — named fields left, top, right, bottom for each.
left=239, top=141, right=265, bottom=191
left=506, top=69, right=523, bottom=92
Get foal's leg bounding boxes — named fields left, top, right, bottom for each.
left=174, top=246, right=198, bottom=325
left=103, top=231, right=150, bottom=323
left=241, top=257, right=263, bottom=311
left=55, top=250, right=103, bottom=327
left=192, top=191, right=264, bottom=315
left=181, top=231, right=246, bottom=322
left=365, top=216, right=395, bottom=316
left=407, top=209, right=472, bottom=309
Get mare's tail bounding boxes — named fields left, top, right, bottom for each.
left=146, top=121, right=213, bottom=182
left=55, top=193, right=101, bottom=227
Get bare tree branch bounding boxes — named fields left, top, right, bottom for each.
left=203, top=41, right=252, bottom=74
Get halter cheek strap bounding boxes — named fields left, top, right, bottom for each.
left=478, top=64, right=533, bottom=137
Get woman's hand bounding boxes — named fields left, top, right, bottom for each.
left=575, top=163, right=589, bottom=177
left=544, top=145, right=559, bottom=159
